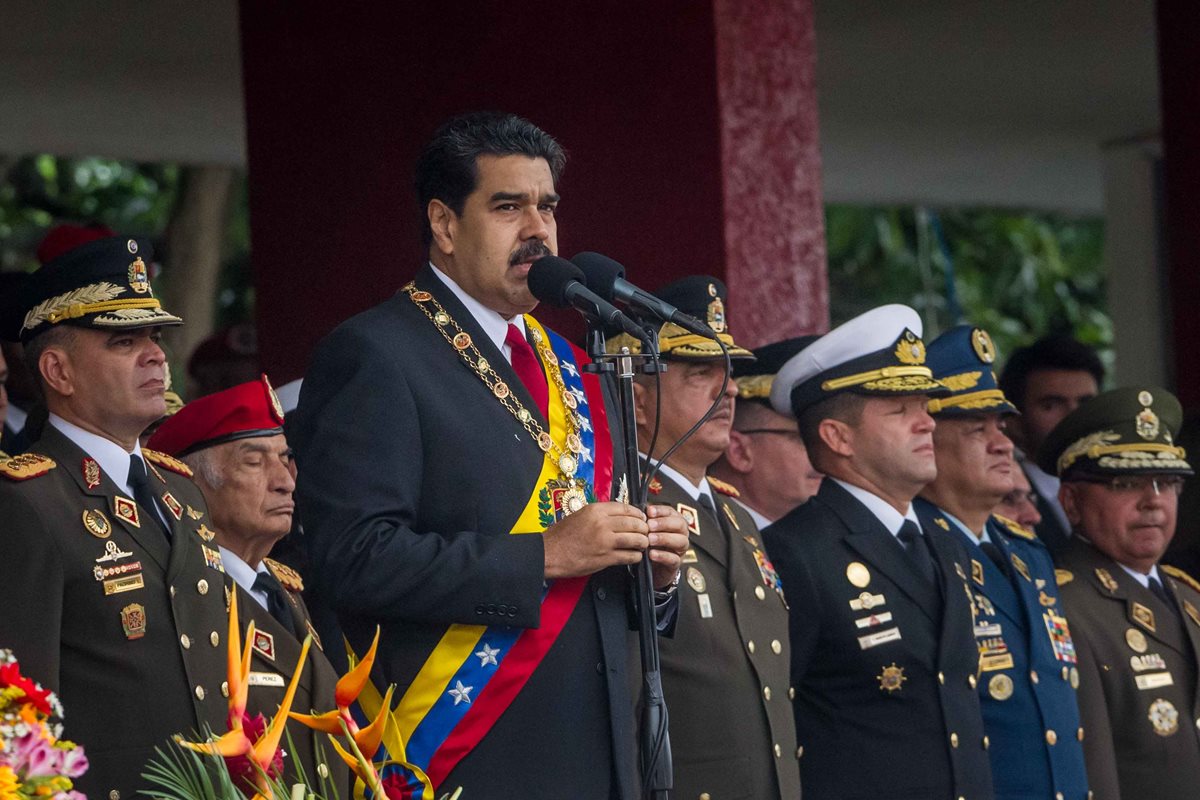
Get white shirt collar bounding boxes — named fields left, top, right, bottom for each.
left=1118, top=562, right=1163, bottom=589
left=647, top=457, right=715, bottom=505
left=219, top=546, right=272, bottom=611
left=832, top=478, right=920, bottom=538
left=942, top=509, right=992, bottom=544
left=1022, top=459, right=1070, bottom=532
left=5, top=404, right=27, bottom=431
left=430, top=262, right=527, bottom=362
left=49, top=413, right=145, bottom=497
left=734, top=497, right=773, bottom=531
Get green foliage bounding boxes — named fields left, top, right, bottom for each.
left=825, top=205, right=1109, bottom=368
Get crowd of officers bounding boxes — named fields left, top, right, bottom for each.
left=1, top=112, right=1198, bottom=800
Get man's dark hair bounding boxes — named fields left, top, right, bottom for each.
left=797, top=392, right=869, bottom=460
left=23, top=325, right=77, bottom=387
left=414, top=111, right=567, bottom=248
left=998, top=334, right=1105, bottom=412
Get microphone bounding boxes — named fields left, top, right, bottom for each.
left=527, top=256, right=647, bottom=340
left=570, top=252, right=713, bottom=337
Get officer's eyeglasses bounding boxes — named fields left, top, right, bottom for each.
left=1086, top=475, right=1187, bottom=496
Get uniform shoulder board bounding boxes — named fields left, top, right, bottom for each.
left=994, top=514, right=1036, bottom=541
left=1055, top=569, right=1074, bottom=586
left=0, top=453, right=57, bottom=481
left=1162, top=564, right=1200, bottom=595
left=707, top=477, right=741, bottom=498
left=264, top=558, right=304, bottom=592
left=142, top=448, right=193, bottom=478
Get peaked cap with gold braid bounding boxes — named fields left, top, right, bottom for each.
left=605, top=275, right=754, bottom=361
left=0, top=235, right=182, bottom=343
left=924, top=325, right=1018, bottom=416
left=733, top=335, right=820, bottom=401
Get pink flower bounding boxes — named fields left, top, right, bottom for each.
left=12, top=733, right=61, bottom=777
left=59, top=746, right=88, bottom=778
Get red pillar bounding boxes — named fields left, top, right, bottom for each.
left=239, top=2, right=827, bottom=380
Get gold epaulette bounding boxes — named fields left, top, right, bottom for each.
left=1055, top=569, right=1074, bottom=586
left=264, top=558, right=304, bottom=593
left=994, top=514, right=1036, bottom=541
left=143, top=448, right=193, bottom=478
left=0, top=453, right=56, bottom=481
left=1163, top=564, right=1200, bottom=595
left=707, top=477, right=741, bottom=498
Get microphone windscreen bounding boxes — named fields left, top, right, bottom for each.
left=571, top=252, right=625, bottom=300
left=527, top=256, right=586, bottom=307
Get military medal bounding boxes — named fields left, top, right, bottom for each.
left=1126, top=628, right=1149, bottom=653
left=82, top=457, right=101, bottom=489
left=697, top=593, right=713, bottom=618
left=120, top=603, right=147, bottom=639
left=988, top=673, right=1014, bottom=701
left=113, top=496, right=140, bottom=528
left=1135, top=672, right=1174, bottom=690
left=94, top=561, right=142, bottom=581
left=95, top=540, right=133, bottom=562
left=82, top=508, right=112, bottom=538
left=851, top=592, right=885, bottom=611
left=202, top=545, right=225, bottom=572
left=686, top=567, right=706, bottom=593
left=877, top=663, right=906, bottom=692
left=1148, top=698, right=1179, bottom=736
left=846, top=562, right=871, bottom=588
left=1043, top=611, right=1077, bottom=663
left=161, top=491, right=183, bottom=520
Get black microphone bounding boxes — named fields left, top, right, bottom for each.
left=527, top=256, right=647, bottom=340
left=571, top=252, right=713, bottom=337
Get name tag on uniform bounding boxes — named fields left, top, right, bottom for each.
left=697, top=593, right=713, bottom=619
left=1135, top=671, right=1175, bottom=690
left=974, top=622, right=1003, bottom=637
left=858, top=627, right=901, bottom=650
left=247, top=671, right=286, bottom=687
left=855, top=611, right=893, bottom=629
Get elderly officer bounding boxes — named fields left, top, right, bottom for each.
left=1043, top=387, right=1200, bottom=800
left=611, top=277, right=800, bottom=800
left=915, top=325, right=1089, bottom=800
left=0, top=236, right=229, bottom=797
left=762, top=304, right=992, bottom=800
left=710, top=335, right=823, bottom=529
left=147, top=375, right=347, bottom=789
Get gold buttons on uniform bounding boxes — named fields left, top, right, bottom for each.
left=755, top=586, right=766, bottom=600
left=180, top=634, right=191, bottom=649
left=773, top=743, right=782, bottom=758
left=221, top=681, right=229, bottom=697
left=796, top=746, right=803, bottom=758
left=1045, top=729, right=1057, bottom=745
left=170, top=586, right=176, bottom=598
left=763, top=686, right=772, bottom=701
left=1030, top=670, right=1039, bottom=684
left=1056, top=792, right=1064, bottom=800
left=1062, top=666, right=1069, bottom=681
left=1077, top=728, right=1084, bottom=741
left=982, top=735, right=990, bottom=749
left=938, top=671, right=945, bottom=684
left=210, top=631, right=220, bottom=647
left=747, top=640, right=756, bottom=654
left=950, top=732, right=959, bottom=747
left=109, top=791, right=120, bottom=800
left=700, top=794, right=711, bottom=800
left=195, top=685, right=206, bottom=700
left=771, top=639, right=782, bottom=654
left=788, top=687, right=795, bottom=700
left=197, top=579, right=209, bottom=595
left=968, top=675, right=977, bottom=689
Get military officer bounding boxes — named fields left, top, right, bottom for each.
left=1042, top=387, right=1200, bottom=800
left=147, top=375, right=347, bottom=789
left=611, top=276, right=800, bottom=800
left=710, top=335, right=824, bottom=529
left=0, top=235, right=230, bottom=798
left=915, top=325, right=1089, bottom=800
left=763, top=304, right=993, bottom=800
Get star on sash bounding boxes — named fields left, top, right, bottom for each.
left=562, top=361, right=579, bottom=378
left=475, top=643, right=500, bottom=667
left=569, top=386, right=586, bottom=405
left=578, top=415, right=593, bottom=434
left=448, top=680, right=474, bottom=705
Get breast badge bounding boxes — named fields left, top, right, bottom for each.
left=877, top=663, right=907, bottom=692
left=988, top=673, right=1014, bottom=701
left=252, top=630, right=276, bottom=661
left=82, top=457, right=101, bottom=489
left=686, top=567, right=706, bottom=594
left=1010, top=553, right=1032, bottom=582
left=677, top=503, right=700, bottom=535
left=103, top=574, right=144, bottom=595
left=95, top=540, right=133, bottom=563
left=161, top=492, right=183, bottom=520
left=1125, top=628, right=1149, bottom=653
left=82, top=509, right=111, bottom=538
left=1148, top=698, right=1180, bottom=736
left=202, top=545, right=225, bottom=573
left=1132, top=602, right=1156, bottom=633
left=1096, top=568, right=1119, bottom=593
left=120, top=603, right=147, bottom=640
left=113, top=496, right=140, bottom=528
left=846, top=562, right=871, bottom=588
left=1043, top=611, right=1077, bottom=663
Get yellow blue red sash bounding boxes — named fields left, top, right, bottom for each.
left=356, top=317, right=612, bottom=799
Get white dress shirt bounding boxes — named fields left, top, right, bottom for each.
left=49, top=413, right=147, bottom=500
left=431, top=263, right=526, bottom=365
left=832, top=478, right=923, bottom=541
left=220, top=546, right=272, bottom=611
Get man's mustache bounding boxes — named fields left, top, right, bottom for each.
left=510, top=241, right=552, bottom=265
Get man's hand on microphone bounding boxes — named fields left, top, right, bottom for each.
left=543, top=502, right=651, bottom=579
left=645, top=504, right=689, bottom=590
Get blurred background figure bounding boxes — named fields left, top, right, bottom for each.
left=187, top=321, right=259, bottom=397
left=996, top=459, right=1043, bottom=531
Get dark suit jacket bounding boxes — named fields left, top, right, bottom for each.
left=0, top=426, right=229, bottom=798
left=1055, top=538, right=1200, bottom=800
left=763, top=479, right=993, bottom=800
left=290, top=265, right=660, bottom=800
left=650, top=470, right=800, bottom=800
left=915, top=500, right=1089, bottom=800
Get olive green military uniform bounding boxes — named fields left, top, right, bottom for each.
left=650, top=471, right=800, bottom=800
left=0, top=429, right=229, bottom=799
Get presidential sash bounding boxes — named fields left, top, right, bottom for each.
left=356, top=315, right=612, bottom=799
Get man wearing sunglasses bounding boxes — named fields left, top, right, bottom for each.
left=1043, top=386, right=1200, bottom=799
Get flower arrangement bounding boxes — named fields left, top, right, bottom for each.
left=0, top=649, right=88, bottom=799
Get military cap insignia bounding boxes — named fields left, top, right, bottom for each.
left=0, top=453, right=57, bottom=480
left=113, top=496, right=140, bottom=528
left=82, top=509, right=112, bottom=538
left=82, top=457, right=101, bottom=489
left=877, top=663, right=907, bottom=692
left=846, top=562, right=871, bottom=588
left=1136, top=406, right=1160, bottom=441
left=939, top=371, right=982, bottom=392
left=1148, top=698, right=1179, bottom=736
left=1096, top=568, right=1119, bottom=593
left=706, top=288, right=726, bottom=333
left=120, top=603, right=147, bottom=640
left=263, top=374, right=285, bottom=423
left=677, top=503, right=700, bottom=535
left=127, top=238, right=138, bottom=254
left=265, top=558, right=304, bottom=592
left=128, top=256, right=150, bottom=294
left=1132, top=602, right=1156, bottom=633
left=1162, top=564, right=1200, bottom=595
left=707, top=477, right=741, bottom=498
left=971, top=328, right=996, bottom=364
left=894, top=330, right=926, bottom=365
left=143, top=448, right=193, bottom=478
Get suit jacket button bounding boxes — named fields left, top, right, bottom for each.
left=180, top=634, right=191, bottom=649
left=486, top=604, right=496, bottom=615
left=1030, top=670, right=1039, bottom=684
left=195, top=685, right=206, bottom=700
left=596, top=662, right=604, bottom=674
left=221, top=681, right=230, bottom=697
left=475, top=605, right=484, bottom=615
left=982, top=735, right=990, bottom=749
left=937, top=671, right=945, bottom=684
left=796, top=746, right=803, bottom=758
left=700, top=794, right=711, bottom=800
left=788, top=687, right=795, bottom=700
left=508, top=606, right=518, bottom=617
left=1077, top=727, right=1084, bottom=741
left=968, top=674, right=977, bottom=688
left=1056, top=793, right=1064, bottom=800
left=596, top=587, right=607, bottom=600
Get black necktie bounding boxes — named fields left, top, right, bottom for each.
left=253, top=570, right=300, bottom=638
left=1149, top=575, right=1179, bottom=616
left=698, top=493, right=718, bottom=522
left=897, top=520, right=936, bottom=584
left=128, top=454, right=170, bottom=540
left=980, top=540, right=1013, bottom=581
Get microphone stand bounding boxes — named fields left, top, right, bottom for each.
left=585, top=322, right=672, bottom=800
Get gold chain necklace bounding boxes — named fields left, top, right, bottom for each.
left=405, top=282, right=587, bottom=479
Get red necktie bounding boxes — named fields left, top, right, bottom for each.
left=505, top=323, right=549, bottom=420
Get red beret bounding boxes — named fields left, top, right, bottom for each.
left=37, top=223, right=117, bottom=265
left=148, top=374, right=285, bottom=457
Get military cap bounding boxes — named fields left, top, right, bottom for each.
left=147, top=374, right=285, bottom=457
left=1037, top=386, right=1192, bottom=479
left=606, top=275, right=753, bottom=361
left=770, top=304, right=945, bottom=417
left=0, top=235, right=182, bottom=343
left=733, top=335, right=820, bottom=401
left=924, top=325, right=1018, bottom=416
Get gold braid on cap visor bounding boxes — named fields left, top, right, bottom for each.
left=820, top=365, right=937, bottom=392
left=736, top=374, right=773, bottom=399
left=22, top=281, right=165, bottom=332
left=927, top=389, right=1010, bottom=413
left=1057, top=429, right=1189, bottom=474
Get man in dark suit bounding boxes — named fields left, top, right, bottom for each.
left=763, top=304, right=993, bottom=800
left=289, top=112, right=688, bottom=800
left=916, top=325, right=1089, bottom=800
left=148, top=375, right=347, bottom=789
left=1043, top=387, right=1200, bottom=800
left=999, top=335, right=1104, bottom=554
left=613, top=276, right=800, bottom=800
left=0, top=235, right=230, bottom=799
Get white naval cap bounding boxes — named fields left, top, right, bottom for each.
left=770, top=304, right=945, bottom=418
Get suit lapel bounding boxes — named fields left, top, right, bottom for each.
left=1075, top=542, right=1189, bottom=656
